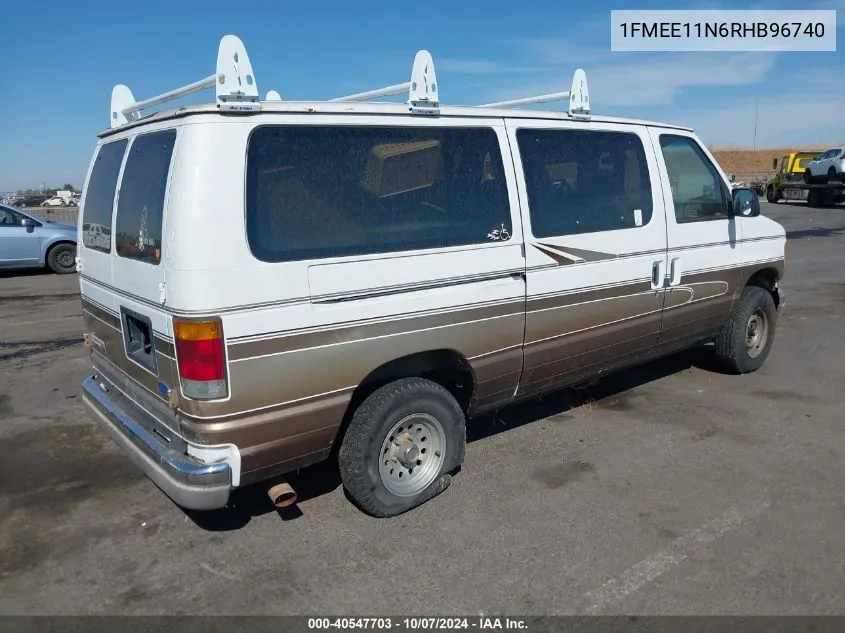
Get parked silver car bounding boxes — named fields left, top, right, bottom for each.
left=0, top=203, right=78, bottom=274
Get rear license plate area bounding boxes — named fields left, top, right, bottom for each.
left=120, top=306, right=158, bottom=374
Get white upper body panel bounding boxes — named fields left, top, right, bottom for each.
left=80, top=106, right=786, bottom=322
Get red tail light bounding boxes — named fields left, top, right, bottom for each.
left=173, top=317, right=228, bottom=400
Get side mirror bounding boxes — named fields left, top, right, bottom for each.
left=731, top=187, right=760, bottom=218
left=21, top=217, right=38, bottom=232
left=772, top=158, right=778, bottom=170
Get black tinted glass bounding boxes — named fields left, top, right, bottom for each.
left=516, top=129, right=653, bottom=237
left=81, top=139, right=127, bottom=253
left=246, top=125, right=512, bottom=262
left=115, top=130, right=176, bottom=265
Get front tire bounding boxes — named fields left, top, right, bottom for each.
left=46, top=242, right=77, bottom=274
left=338, top=377, right=466, bottom=518
left=713, top=286, right=777, bottom=374
left=765, top=186, right=778, bottom=203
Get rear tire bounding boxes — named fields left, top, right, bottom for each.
left=338, top=377, right=466, bottom=518
left=713, top=285, right=777, bottom=374
left=46, top=242, right=77, bottom=274
left=803, top=169, right=813, bottom=184
left=828, top=167, right=837, bottom=183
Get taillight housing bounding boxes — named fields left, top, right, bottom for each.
left=173, top=317, right=228, bottom=400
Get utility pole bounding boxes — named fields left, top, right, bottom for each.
left=752, top=98, right=758, bottom=152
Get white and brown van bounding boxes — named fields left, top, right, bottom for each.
left=77, top=36, right=786, bottom=517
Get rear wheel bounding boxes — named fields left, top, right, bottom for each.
left=803, top=169, right=813, bottom=184
left=713, top=285, right=777, bottom=374
left=46, top=242, right=77, bottom=274
left=828, top=167, right=837, bottom=183
left=338, top=377, right=466, bottom=517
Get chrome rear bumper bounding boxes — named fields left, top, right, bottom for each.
left=82, top=374, right=231, bottom=510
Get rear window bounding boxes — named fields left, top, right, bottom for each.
left=81, top=139, right=127, bottom=253
left=115, top=129, right=177, bottom=265
left=245, top=125, right=512, bottom=263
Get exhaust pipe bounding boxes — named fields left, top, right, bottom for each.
left=267, top=480, right=297, bottom=508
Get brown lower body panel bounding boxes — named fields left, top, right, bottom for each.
left=81, top=299, right=180, bottom=411
left=80, top=258, right=784, bottom=488
left=179, top=389, right=350, bottom=483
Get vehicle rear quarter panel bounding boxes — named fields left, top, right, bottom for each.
left=166, top=116, right=528, bottom=482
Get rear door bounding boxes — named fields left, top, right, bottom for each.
left=506, top=119, right=669, bottom=397
left=78, top=127, right=180, bottom=406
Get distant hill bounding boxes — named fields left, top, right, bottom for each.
left=709, top=146, right=834, bottom=176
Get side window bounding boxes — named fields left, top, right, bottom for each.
left=0, top=206, right=22, bottom=226
left=515, top=128, right=653, bottom=238
left=659, top=135, right=729, bottom=223
left=80, top=138, right=127, bottom=252
left=115, top=129, right=176, bottom=265
left=245, top=125, right=512, bottom=263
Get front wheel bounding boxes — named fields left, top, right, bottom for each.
left=713, top=285, right=778, bottom=374
left=338, top=377, right=466, bottom=517
left=765, top=187, right=779, bottom=203
left=46, top=242, right=77, bottom=274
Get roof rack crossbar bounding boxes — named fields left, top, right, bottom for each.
left=123, top=75, right=216, bottom=116
left=479, top=69, right=591, bottom=117
left=330, top=82, right=411, bottom=102
left=109, top=34, right=261, bottom=129
left=329, top=50, right=440, bottom=115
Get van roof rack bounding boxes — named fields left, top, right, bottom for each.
left=110, top=34, right=261, bottom=129
left=109, top=35, right=591, bottom=128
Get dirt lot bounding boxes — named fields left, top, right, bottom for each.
left=1, top=201, right=845, bottom=616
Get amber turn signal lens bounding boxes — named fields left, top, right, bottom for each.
left=173, top=318, right=223, bottom=341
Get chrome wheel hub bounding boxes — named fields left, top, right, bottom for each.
left=745, top=309, right=769, bottom=359
left=378, top=413, right=446, bottom=497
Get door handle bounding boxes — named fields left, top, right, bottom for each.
left=651, top=260, right=664, bottom=290
left=669, top=257, right=682, bottom=286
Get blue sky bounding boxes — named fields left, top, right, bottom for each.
left=1, top=0, right=842, bottom=192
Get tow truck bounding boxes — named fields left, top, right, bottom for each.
left=766, top=151, right=845, bottom=208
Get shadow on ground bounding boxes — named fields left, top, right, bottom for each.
left=787, top=226, right=845, bottom=240
left=186, top=345, right=718, bottom=531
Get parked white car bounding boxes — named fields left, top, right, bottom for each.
left=81, top=222, right=111, bottom=251
left=42, top=196, right=67, bottom=207
left=803, top=147, right=845, bottom=184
